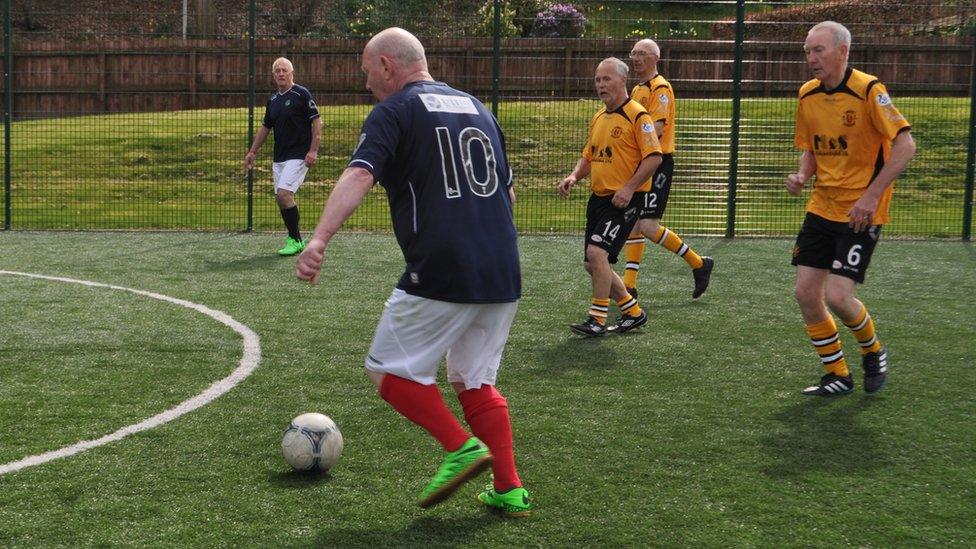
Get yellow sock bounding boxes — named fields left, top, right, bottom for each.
left=842, top=304, right=883, bottom=355
left=805, top=317, right=849, bottom=377
left=622, top=236, right=645, bottom=289
left=616, top=294, right=642, bottom=318
left=651, top=226, right=703, bottom=270
left=589, top=298, right=610, bottom=325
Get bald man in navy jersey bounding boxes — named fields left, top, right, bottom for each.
left=296, top=28, right=531, bottom=517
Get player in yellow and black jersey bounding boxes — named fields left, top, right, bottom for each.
left=621, top=38, right=713, bottom=306
left=557, top=57, right=662, bottom=337
left=787, top=21, right=915, bottom=397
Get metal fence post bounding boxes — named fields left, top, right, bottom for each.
left=246, top=0, right=255, bottom=232
left=725, top=0, right=745, bottom=239
left=963, top=44, right=976, bottom=241
left=3, top=0, right=11, bottom=230
left=491, top=0, right=500, bottom=117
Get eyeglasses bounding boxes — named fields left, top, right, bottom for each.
left=629, top=51, right=654, bottom=59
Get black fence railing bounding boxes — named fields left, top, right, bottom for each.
left=1, top=0, right=974, bottom=239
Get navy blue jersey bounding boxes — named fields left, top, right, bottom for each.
left=262, top=84, right=320, bottom=162
left=349, top=80, right=520, bottom=303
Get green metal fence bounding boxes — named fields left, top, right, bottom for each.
left=1, top=0, right=974, bottom=239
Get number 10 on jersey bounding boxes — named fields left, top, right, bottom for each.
left=436, top=126, right=500, bottom=199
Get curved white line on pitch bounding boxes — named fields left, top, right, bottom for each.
left=0, top=270, right=262, bottom=476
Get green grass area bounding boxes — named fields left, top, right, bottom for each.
left=1, top=232, right=974, bottom=546
left=1, top=97, right=971, bottom=237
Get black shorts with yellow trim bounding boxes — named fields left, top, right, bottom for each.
left=584, top=192, right=642, bottom=264
left=791, top=212, right=882, bottom=284
left=638, top=154, right=674, bottom=219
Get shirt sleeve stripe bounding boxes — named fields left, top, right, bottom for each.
left=865, top=79, right=880, bottom=97
left=349, top=159, right=375, bottom=171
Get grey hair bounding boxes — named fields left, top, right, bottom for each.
left=810, top=21, right=852, bottom=49
left=633, top=38, right=660, bottom=57
left=272, top=57, right=294, bottom=72
left=600, top=57, right=630, bottom=78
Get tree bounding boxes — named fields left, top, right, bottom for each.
left=275, top=0, right=326, bottom=36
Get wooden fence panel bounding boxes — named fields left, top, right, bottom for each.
left=1, top=36, right=972, bottom=118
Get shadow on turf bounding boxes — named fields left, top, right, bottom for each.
left=531, top=337, right=622, bottom=374
left=760, top=395, right=891, bottom=479
left=312, top=514, right=498, bottom=548
left=205, top=253, right=285, bottom=272
left=267, top=468, right=336, bottom=488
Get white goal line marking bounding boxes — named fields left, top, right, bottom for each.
left=0, top=270, right=262, bottom=476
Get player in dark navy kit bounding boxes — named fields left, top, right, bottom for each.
left=245, top=57, right=322, bottom=256
left=296, top=28, right=531, bottom=517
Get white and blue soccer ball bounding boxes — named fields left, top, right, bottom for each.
left=281, top=412, right=343, bottom=472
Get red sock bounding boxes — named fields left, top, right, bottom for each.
left=379, top=375, right=470, bottom=452
left=459, top=385, right=521, bottom=491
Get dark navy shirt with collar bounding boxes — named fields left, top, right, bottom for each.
left=262, top=84, right=320, bottom=162
left=349, top=80, right=520, bottom=304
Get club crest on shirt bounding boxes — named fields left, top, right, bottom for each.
left=610, top=127, right=623, bottom=138
left=842, top=110, right=856, bottom=127
left=285, top=99, right=292, bottom=107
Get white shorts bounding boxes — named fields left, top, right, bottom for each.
left=365, top=289, right=518, bottom=390
left=272, top=159, right=309, bottom=193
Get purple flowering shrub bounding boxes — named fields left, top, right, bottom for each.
left=531, top=3, right=586, bottom=38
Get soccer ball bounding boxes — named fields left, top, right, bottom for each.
left=281, top=412, right=343, bottom=472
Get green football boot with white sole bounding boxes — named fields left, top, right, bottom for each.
left=418, top=437, right=492, bottom=508
left=277, top=236, right=305, bottom=256
left=478, top=483, right=532, bottom=517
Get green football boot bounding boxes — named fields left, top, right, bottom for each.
left=277, top=236, right=305, bottom=256
left=418, top=437, right=492, bottom=508
left=477, top=484, right=532, bottom=517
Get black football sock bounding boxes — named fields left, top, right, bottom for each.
left=280, top=205, right=301, bottom=241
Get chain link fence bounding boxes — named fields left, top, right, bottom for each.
left=2, top=0, right=974, bottom=238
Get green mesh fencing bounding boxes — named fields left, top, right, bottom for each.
left=1, top=0, right=973, bottom=238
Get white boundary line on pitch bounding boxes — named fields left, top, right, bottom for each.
left=0, top=270, right=262, bottom=476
